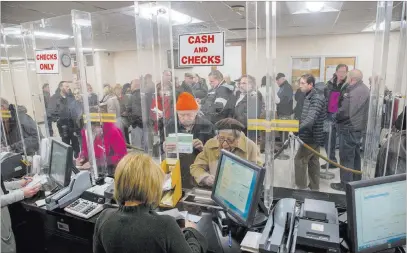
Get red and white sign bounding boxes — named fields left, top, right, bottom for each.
left=35, top=50, right=59, bottom=74
left=178, top=32, right=224, bottom=66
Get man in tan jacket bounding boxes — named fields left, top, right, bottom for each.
left=190, top=118, right=263, bottom=187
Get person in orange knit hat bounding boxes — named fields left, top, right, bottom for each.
left=162, top=92, right=216, bottom=189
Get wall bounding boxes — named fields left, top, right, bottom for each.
left=111, top=32, right=402, bottom=91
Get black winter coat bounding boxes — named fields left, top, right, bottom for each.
left=126, top=89, right=143, bottom=128
left=201, top=81, right=235, bottom=124
left=299, top=88, right=326, bottom=145
left=233, top=90, right=263, bottom=127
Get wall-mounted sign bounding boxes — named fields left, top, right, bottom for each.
left=178, top=32, right=224, bottom=66
left=35, top=50, right=59, bottom=74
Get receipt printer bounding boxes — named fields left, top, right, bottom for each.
left=296, top=199, right=340, bottom=253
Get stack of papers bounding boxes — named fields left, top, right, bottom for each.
left=163, top=174, right=173, bottom=191
left=157, top=208, right=202, bottom=223
left=240, top=232, right=262, bottom=253
left=166, top=133, right=193, bottom=154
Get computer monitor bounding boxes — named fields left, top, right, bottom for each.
left=211, top=150, right=265, bottom=227
left=346, top=174, right=406, bottom=253
left=48, top=139, right=73, bottom=188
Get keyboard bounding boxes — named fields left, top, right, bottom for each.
left=64, top=198, right=103, bottom=219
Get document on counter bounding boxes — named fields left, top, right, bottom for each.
left=240, top=231, right=262, bottom=253
left=157, top=209, right=202, bottom=223
left=166, top=133, right=193, bottom=154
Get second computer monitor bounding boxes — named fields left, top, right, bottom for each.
left=346, top=173, right=406, bottom=253
left=211, top=150, right=265, bottom=227
left=49, top=139, right=73, bottom=188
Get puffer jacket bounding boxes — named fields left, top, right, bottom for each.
left=299, top=88, right=326, bottom=145
left=1, top=179, right=24, bottom=253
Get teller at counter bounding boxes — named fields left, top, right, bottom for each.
left=93, top=153, right=208, bottom=253
left=190, top=118, right=263, bottom=188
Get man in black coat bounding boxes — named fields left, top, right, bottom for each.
left=232, top=75, right=263, bottom=143
left=126, top=79, right=144, bottom=149
left=42, top=83, right=53, bottom=136
left=322, top=64, right=348, bottom=168
left=48, top=81, right=80, bottom=158
left=294, top=74, right=326, bottom=191
left=201, top=70, right=235, bottom=124
left=163, top=92, right=216, bottom=189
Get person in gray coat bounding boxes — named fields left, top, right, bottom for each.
left=331, top=69, right=369, bottom=191
left=1, top=177, right=40, bottom=253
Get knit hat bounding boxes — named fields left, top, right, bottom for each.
left=176, top=92, right=198, bottom=111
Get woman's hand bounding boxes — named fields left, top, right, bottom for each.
left=20, top=177, right=33, bottom=187
left=185, top=220, right=197, bottom=229
left=23, top=185, right=41, bottom=198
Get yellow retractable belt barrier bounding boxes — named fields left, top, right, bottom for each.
left=247, top=119, right=299, bottom=132
left=1, top=110, right=11, bottom=119
left=294, top=135, right=363, bottom=175
left=83, top=113, right=116, bottom=123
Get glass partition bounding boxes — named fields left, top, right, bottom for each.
left=1, top=24, right=38, bottom=161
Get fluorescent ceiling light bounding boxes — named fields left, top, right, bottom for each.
left=292, top=2, right=339, bottom=14
left=0, top=44, right=18, bottom=48
left=138, top=5, right=202, bottom=26
left=3, top=27, right=71, bottom=40
left=0, top=57, right=24, bottom=61
left=69, top=47, right=106, bottom=52
left=362, top=21, right=401, bottom=32
left=34, top=31, right=71, bottom=39
left=306, top=2, right=324, bottom=12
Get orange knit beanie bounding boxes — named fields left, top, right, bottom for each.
left=176, top=92, right=198, bottom=111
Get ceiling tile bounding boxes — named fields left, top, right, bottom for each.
left=292, top=12, right=339, bottom=27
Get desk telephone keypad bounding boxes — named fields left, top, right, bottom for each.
left=64, top=198, right=103, bottom=219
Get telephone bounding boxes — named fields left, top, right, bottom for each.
left=45, top=171, right=92, bottom=211
left=259, top=198, right=297, bottom=253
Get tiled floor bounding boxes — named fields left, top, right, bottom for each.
left=264, top=145, right=345, bottom=195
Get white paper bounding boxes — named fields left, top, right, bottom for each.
left=240, top=231, right=262, bottom=251
left=163, top=174, right=173, bottom=191
left=166, top=133, right=193, bottom=154
left=187, top=214, right=202, bottom=223
left=35, top=199, right=46, bottom=207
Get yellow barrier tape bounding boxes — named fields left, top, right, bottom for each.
left=83, top=113, right=116, bottom=123
left=247, top=119, right=299, bottom=132
left=1, top=110, right=11, bottom=118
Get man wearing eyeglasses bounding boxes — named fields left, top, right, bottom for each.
left=190, top=118, right=262, bottom=187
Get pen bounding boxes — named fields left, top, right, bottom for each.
left=228, top=230, right=232, bottom=248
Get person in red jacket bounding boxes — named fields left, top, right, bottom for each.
left=76, top=118, right=127, bottom=176
left=150, top=83, right=171, bottom=133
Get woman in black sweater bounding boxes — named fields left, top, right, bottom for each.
left=93, top=153, right=207, bottom=253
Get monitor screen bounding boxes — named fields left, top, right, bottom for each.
left=352, top=178, right=406, bottom=252
left=212, top=151, right=263, bottom=225
left=49, top=140, right=71, bottom=187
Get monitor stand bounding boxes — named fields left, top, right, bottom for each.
left=215, top=199, right=269, bottom=237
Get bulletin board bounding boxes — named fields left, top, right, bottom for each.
left=324, top=57, right=356, bottom=82
left=291, top=57, right=321, bottom=84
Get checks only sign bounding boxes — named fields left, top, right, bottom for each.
left=178, top=32, right=224, bottom=66
left=35, top=50, right=59, bottom=74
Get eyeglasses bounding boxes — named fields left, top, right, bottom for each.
left=217, top=136, right=236, bottom=145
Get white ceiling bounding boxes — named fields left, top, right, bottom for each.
left=1, top=1, right=404, bottom=55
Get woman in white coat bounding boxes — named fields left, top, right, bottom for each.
left=1, top=177, right=40, bottom=253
